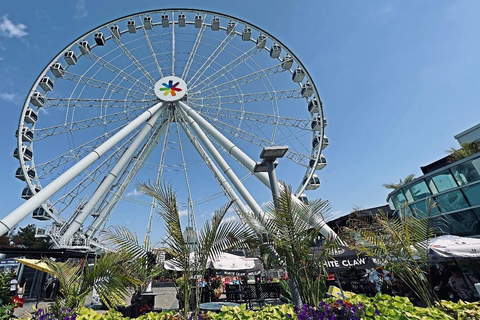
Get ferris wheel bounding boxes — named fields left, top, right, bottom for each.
left=3, top=9, right=333, bottom=249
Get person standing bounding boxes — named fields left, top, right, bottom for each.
left=432, top=263, right=451, bottom=300
left=448, top=267, right=479, bottom=302
left=17, top=277, right=27, bottom=298
left=9, top=275, right=18, bottom=297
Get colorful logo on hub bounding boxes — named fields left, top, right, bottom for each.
left=154, top=76, right=187, bottom=102
left=160, top=80, right=182, bottom=97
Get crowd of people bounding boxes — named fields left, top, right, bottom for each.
left=363, top=264, right=480, bottom=302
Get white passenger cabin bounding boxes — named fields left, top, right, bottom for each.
left=242, top=27, right=251, bottom=41
left=39, top=76, right=54, bottom=92
left=13, top=145, right=33, bottom=161
left=24, top=108, right=38, bottom=124
left=21, top=185, right=41, bottom=200
left=50, top=63, right=65, bottom=78
left=298, top=194, right=309, bottom=204
left=94, top=32, right=105, bottom=46
left=312, top=135, right=329, bottom=150
left=303, top=174, right=321, bottom=190
left=161, top=14, right=169, bottom=27
left=211, top=17, right=220, bottom=31
left=301, top=82, right=313, bottom=97
left=143, top=16, right=153, bottom=30
left=79, top=41, right=91, bottom=54
left=256, top=35, right=266, bottom=48
left=195, top=15, right=203, bottom=28
left=270, top=44, right=281, bottom=58
left=64, top=51, right=78, bottom=65
left=292, top=68, right=305, bottom=82
left=311, top=116, right=325, bottom=131
left=15, top=167, right=35, bottom=181
left=127, top=19, right=136, bottom=33
left=227, top=22, right=235, bottom=34
left=308, top=99, right=319, bottom=113
left=30, top=91, right=45, bottom=108
left=178, top=14, right=186, bottom=27
left=309, top=155, right=327, bottom=170
left=16, top=126, right=34, bottom=142
left=282, top=55, right=293, bottom=70
left=110, top=25, right=120, bottom=38
left=32, top=207, right=51, bottom=220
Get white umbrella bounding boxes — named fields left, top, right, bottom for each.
left=428, top=235, right=480, bottom=258
left=164, top=252, right=262, bottom=273
left=210, top=252, right=262, bottom=273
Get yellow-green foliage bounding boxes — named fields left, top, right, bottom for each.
left=437, top=300, right=480, bottom=320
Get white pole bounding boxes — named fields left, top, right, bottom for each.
left=61, top=108, right=164, bottom=239
left=0, top=102, right=164, bottom=236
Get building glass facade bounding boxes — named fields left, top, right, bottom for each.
left=386, top=153, right=480, bottom=237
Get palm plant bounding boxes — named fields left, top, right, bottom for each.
left=345, top=202, right=441, bottom=307
left=447, top=142, right=478, bottom=163
left=44, top=252, right=141, bottom=313
left=242, top=183, right=337, bottom=306
left=383, top=174, right=416, bottom=190
left=101, top=226, right=165, bottom=303
left=137, top=182, right=257, bottom=318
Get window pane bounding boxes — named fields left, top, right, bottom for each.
left=444, top=210, right=480, bottom=237
left=392, top=191, right=407, bottom=208
left=434, top=190, right=469, bottom=212
left=427, top=171, right=457, bottom=193
left=462, top=183, right=480, bottom=206
left=410, top=199, right=439, bottom=218
left=404, top=181, right=431, bottom=202
left=451, top=160, right=480, bottom=186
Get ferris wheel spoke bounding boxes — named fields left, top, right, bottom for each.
left=190, top=63, right=285, bottom=98
left=189, top=44, right=262, bottom=91
left=182, top=15, right=207, bottom=80
left=193, top=104, right=311, bottom=130
left=109, top=29, right=157, bottom=85
left=62, top=71, right=154, bottom=100
left=189, top=88, right=302, bottom=105
left=43, top=98, right=156, bottom=109
left=140, top=15, right=165, bottom=79
left=188, top=24, right=238, bottom=88
left=199, top=112, right=310, bottom=166
left=35, top=108, right=146, bottom=140
left=86, top=117, right=170, bottom=237
left=82, top=50, right=152, bottom=92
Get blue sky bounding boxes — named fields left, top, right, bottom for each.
left=1, top=0, right=480, bottom=244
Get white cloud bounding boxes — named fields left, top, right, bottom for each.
left=221, top=215, right=238, bottom=224
left=74, top=0, right=88, bottom=19
left=0, top=92, right=17, bottom=102
left=178, top=209, right=188, bottom=217
left=0, top=16, right=28, bottom=38
left=126, top=189, right=142, bottom=197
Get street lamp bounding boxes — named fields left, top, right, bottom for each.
left=254, top=146, right=302, bottom=306
left=253, top=146, right=289, bottom=205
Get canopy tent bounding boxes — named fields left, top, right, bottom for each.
left=14, top=258, right=54, bottom=274
left=427, top=235, right=480, bottom=259
left=164, top=252, right=262, bottom=274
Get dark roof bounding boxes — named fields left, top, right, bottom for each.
left=420, top=155, right=453, bottom=175
left=327, top=204, right=393, bottom=233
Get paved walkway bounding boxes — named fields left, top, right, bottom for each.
left=13, top=286, right=179, bottom=318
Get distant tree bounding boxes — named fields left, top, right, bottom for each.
left=447, top=142, right=478, bottom=163
left=11, top=224, right=52, bottom=249
left=383, top=174, right=415, bottom=190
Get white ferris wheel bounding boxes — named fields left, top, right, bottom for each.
left=3, top=9, right=333, bottom=250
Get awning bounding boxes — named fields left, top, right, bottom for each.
left=14, top=258, right=54, bottom=274
left=314, top=247, right=377, bottom=272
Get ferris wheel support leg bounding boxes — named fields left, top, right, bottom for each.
left=61, top=107, right=164, bottom=240
left=178, top=105, right=265, bottom=220
left=178, top=101, right=270, bottom=186
left=177, top=101, right=339, bottom=241
left=0, top=102, right=164, bottom=237
left=179, top=118, right=251, bottom=219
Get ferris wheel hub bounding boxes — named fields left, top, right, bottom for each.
left=154, top=76, right=188, bottom=102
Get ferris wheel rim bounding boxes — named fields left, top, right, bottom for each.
left=13, top=8, right=328, bottom=241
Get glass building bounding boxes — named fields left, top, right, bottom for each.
left=386, top=124, right=480, bottom=237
